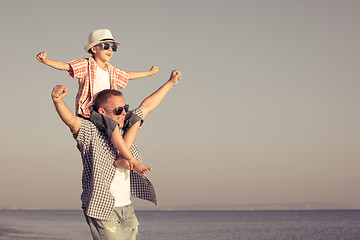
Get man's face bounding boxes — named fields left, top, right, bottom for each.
left=101, top=95, right=127, bottom=127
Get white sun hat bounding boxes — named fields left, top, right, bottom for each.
left=84, top=29, right=122, bottom=52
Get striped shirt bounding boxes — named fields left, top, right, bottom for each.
left=68, top=57, right=129, bottom=118
left=75, top=108, right=156, bottom=221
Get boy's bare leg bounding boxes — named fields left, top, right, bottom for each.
left=114, top=155, right=133, bottom=170
left=111, top=127, right=151, bottom=175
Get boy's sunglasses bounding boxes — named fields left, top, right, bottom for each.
left=95, top=42, right=118, bottom=52
left=104, top=104, right=129, bottom=115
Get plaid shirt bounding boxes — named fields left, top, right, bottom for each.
left=68, top=57, right=129, bottom=118
left=75, top=108, right=157, bottom=221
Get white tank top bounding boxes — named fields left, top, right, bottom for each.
left=110, top=168, right=131, bottom=207
left=94, top=65, right=131, bottom=206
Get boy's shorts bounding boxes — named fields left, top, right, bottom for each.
left=88, top=106, right=142, bottom=138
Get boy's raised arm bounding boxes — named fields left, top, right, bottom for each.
left=128, top=66, right=159, bottom=80
left=52, top=85, right=81, bottom=136
left=140, top=70, right=182, bottom=118
left=37, top=52, right=71, bottom=71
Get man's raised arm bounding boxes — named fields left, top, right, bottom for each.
left=52, top=85, right=81, bottom=136
left=140, top=70, right=182, bottom=118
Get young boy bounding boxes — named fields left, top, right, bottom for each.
left=37, top=29, right=158, bottom=175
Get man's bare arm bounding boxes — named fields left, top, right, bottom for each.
left=140, top=70, right=182, bottom=118
left=51, top=85, right=81, bottom=135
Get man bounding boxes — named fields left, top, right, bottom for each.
left=51, top=70, right=182, bottom=240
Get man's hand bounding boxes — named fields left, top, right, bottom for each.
left=52, top=85, right=68, bottom=103
left=36, top=52, right=48, bottom=64
left=169, top=70, right=182, bottom=86
left=150, top=65, right=159, bottom=76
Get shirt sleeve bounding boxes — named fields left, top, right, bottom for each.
left=113, top=67, right=129, bottom=89
left=123, top=107, right=144, bottom=132
left=73, top=118, right=90, bottom=152
left=67, top=58, right=89, bottom=79
left=132, top=107, right=144, bottom=119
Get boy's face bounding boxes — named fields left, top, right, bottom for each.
left=91, top=41, right=116, bottom=62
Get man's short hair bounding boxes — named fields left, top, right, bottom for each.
left=94, top=89, right=123, bottom=110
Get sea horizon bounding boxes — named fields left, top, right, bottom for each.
left=1, top=209, right=360, bottom=240
left=152, top=201, right=354, bottom=211
left=1, top=202, right=357, bottom=212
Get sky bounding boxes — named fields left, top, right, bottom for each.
left=0, top=0, right=359, bottom=210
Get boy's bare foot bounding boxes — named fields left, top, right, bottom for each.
left=114, top=157, right=151, bottom=175
left=133, top=161, right=152, bottom=175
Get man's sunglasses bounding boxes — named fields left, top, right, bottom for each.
left=95, top=42, right=118, bottom=52
left=104, top=104, right=129, bottom=115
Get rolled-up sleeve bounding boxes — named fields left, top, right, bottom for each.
left=123, top=107, right=144, bottom=131
left=68, top=59, right=89, bottom=79
left=73, top=119, right=90, bottom=152
left=109, top=65, right=129, bottom=89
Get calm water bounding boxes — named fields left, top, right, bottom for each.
left=0, top=209, right=360, bottom=240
